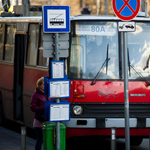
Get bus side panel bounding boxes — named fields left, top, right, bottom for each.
left=73, top=81, right=150, bottom=103
left=0, top=64, right=14, bottom=120
left=23, top=68, right=48, bottom=128
left=66, top=128, right=150, bottom=138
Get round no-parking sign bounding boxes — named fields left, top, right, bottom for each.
left=112, top=0, right=140, bottom=21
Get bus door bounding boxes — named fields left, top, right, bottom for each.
left=13, top=27, right=27, bottom=121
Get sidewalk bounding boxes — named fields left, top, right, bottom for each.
left=0, top=126, right=36, bottom=150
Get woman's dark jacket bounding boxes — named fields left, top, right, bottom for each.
left=30, top=88, right=47, bottom=118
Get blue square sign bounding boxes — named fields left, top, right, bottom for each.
left=42, top=5, right=70, bottom=33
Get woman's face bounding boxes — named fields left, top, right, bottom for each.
left=39, top=82, right=44, bottom=91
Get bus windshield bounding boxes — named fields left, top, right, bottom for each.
left=69, top=21, right=119, bottom=80
left=127, top=22, right=150, bottom=80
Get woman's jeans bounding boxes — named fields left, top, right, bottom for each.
left=34, top=127, right=43, bottom=150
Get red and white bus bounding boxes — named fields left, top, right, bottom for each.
left=0, top=14, right=150, bottom=145
left=0, top=16, right=49, bottom=128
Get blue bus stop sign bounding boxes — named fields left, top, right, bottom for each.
left=42, top=5, right=70, bottom=33
left=112, top=0, right=140, bottom=21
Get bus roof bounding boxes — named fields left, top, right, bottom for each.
left=71, top=15, right=150, bottom=22
left=0, top=16, right=42, bottom=23
left=0, top=15, right=150, bottom=23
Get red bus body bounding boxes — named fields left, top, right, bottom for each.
left=0, top=15, right=150, bottom=144
left=65, top=80, right=150, bottom=138
left=0, top=17, right=49, bottom=128
left=63, top=15, right=150, bottom=142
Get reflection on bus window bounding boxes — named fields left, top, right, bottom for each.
left=70, top=43, right=84, bottom=78
left=4, top=24, right=16, bottom=62
left=27, top=24, right=39, bottom=66
left=0, top=24, right=5, bottom=61
left=70, top=21, right=119, bottom=80
left=126, top=23, right=150, bottom=80
left=37, top=26, right=49, bottom=67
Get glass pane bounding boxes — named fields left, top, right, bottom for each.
left=38, top=26, right=49, bottom=67
left=4, top=24, right=16, bottom=62
left=27, top=24, right=39, bottom=66
left=38, top=49, right=49, bottom=67
left=127, top=22, right=150, bottom=80
left=0, top=24, right=4, bottom=60
left=70, top=21, right=119, bottom=80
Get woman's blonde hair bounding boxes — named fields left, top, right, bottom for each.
left=36, top=77, right=44, bottom=89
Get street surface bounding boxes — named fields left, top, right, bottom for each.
left=66, top=137, right=149, bottom=150
left=1, top=120, right=150, bottom=150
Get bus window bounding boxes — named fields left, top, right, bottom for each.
left=70, top=42, right=85, bottom=78
left=70, top=21, right=119, bottom=80
left=126, top=22, right=150, bottom=80
left=27, top=24, right=39, bottom=66
left=37, top=25, right=49, bottom=67
left=4, top=24, right=16, bottom=62
left=0, top=24, right=5, bottom=61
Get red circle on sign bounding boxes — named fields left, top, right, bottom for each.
left=112, top=0, right=140, bottom=21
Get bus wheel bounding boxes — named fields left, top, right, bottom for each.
left=0, top=92, right=5, bottom=125
left=130, top=137, right=143, bottom=146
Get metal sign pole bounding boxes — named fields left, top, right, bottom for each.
left=123, top=32, right=130, bottom=150
left=42, top=6, right=70, bottom=150
left=54, top=33, right=60, bottom=150
left=111, top=127, right=116, bottom=150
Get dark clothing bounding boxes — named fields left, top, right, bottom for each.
left=81, top=7, right=91, bottom=14
left=30, top=88, right=47, bottom=150
left=30, top=88, right=47, bottom=119
left=34, top=127, right=43, bottom=150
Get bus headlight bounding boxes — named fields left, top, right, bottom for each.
left=73, top=105, right=83, bottom=115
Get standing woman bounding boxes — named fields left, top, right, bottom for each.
left=30, top=77, right=47, bottom=150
